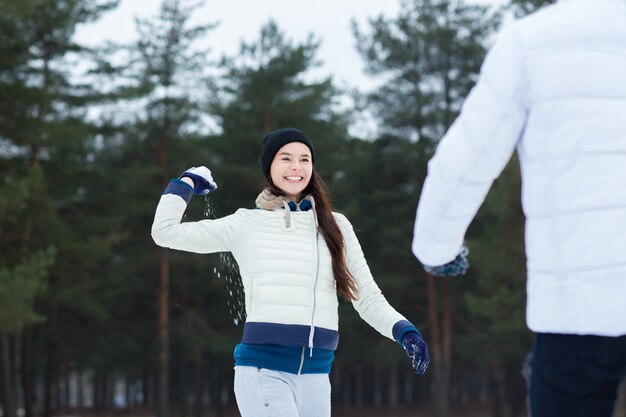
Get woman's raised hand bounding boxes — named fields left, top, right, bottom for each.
left=179, top=166, right=218, bottom=195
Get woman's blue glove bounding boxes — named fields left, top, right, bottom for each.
left=423, top=245, right=469, bottom=277
left=179, top=166, right=218, bottom=195
left=401, top=332, right=430, bottom=375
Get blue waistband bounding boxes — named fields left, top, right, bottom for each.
left=242, top=322, right=339, bottom=350
left=234, top=343, right=334, bottom=374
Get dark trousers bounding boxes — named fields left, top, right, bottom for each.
left=531, top=332, right=626, bottom=417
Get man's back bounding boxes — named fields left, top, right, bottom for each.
left=515, top=0, right=626, bottom=335
left=412, top=0, right=626, bottom=336
left=412, top=2, right=626, bottom=415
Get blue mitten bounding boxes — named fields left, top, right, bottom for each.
left=179, top=166, right=218, bottom=195
left=401, top=331, right=430, bottom=375
left=423, top=245, right=469, bottom=277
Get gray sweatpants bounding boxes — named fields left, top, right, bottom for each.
left=233, top=366, right=331, bottom=417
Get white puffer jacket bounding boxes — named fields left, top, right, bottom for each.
left=152, top=184, right=410, bottom=350
left=413, top=0, right=626, bottom=336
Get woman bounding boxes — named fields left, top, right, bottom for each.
left=151, top=127, right=429, bottom=417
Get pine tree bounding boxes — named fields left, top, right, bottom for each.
left=210, top=20, right=351, bottom=212
left=352, top=1, right=500, bottom=415
left=0, top=168, right=53, bottom=417
left=0, top=1, right=118, bottom=416
left=352, top=0, right=498, bottom=146
left=91, top=1, right=216, bottom=415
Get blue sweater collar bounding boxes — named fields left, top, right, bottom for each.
left=287, top=198, right=312, bottom=211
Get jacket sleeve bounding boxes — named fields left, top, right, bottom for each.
left=151, top=179, right=243, bottom=253
left=412, top=25, right=529, bottom=266
left=335, top=213, right=413, bottom=342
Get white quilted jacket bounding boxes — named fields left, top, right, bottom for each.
left=413, top=0, right=626, bottom=336
left=152, top=191, right=409, bottom=349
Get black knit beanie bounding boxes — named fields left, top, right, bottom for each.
left=260, top=127, right=315, bottom=178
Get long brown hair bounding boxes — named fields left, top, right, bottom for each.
left=266, top=168, right=360, bottom=301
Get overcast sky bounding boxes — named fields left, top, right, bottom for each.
left=75, top=0, right=508, bottom=93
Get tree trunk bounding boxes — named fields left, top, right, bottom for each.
left=103, top=370, right=108, bottom=409
left=142, top=366, right=150, bottom=408
left=21, top=329, right=35, bottom=417
left=354, top=365, right=364, bottom=408
left=43, top=334, right=55, bottom=417
left=108, top=373, right=115, bottom=409
left=490, top=357, right=507, bottom=417
left=126, top=376, right=132, bottom=409
left=193, top=354, right=204, bottom=417
left=192, top=334, right=204, bottom=417
left=214, top=363, right=226, bottom=417
left=157, top=121, right=171, bottom=417
left=388, top=362, right=399, bottom=408
left=62, top=356, right=70, bottom=410
left=179, top=361, right=188, bottom=417
left=158, top=247, right=170, bottom=417
left=403, top=366, right=414, bottom=406
left=1, top=333, right=17, bottom=417
left=426, top=275, right=453, bottom=417
left=179, top=275, right=190, bottom=417
left=77, top=368, right=84, bottom=408
left=93, top=369, right=100, bottom=411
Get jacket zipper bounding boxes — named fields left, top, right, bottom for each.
left=307, top=202, right=321, bottom=358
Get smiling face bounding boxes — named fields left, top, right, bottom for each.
left=269, top=141, right=313, bottom=202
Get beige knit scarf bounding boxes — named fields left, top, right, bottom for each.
left=255, top=189, right=292, bottom=211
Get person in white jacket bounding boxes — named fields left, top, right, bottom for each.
left=412, top=1, right=626, bottom=416
left=152, top=127, right=429, bottom=417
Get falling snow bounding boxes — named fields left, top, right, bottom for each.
left=204, top=194, right=247, bottom=326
